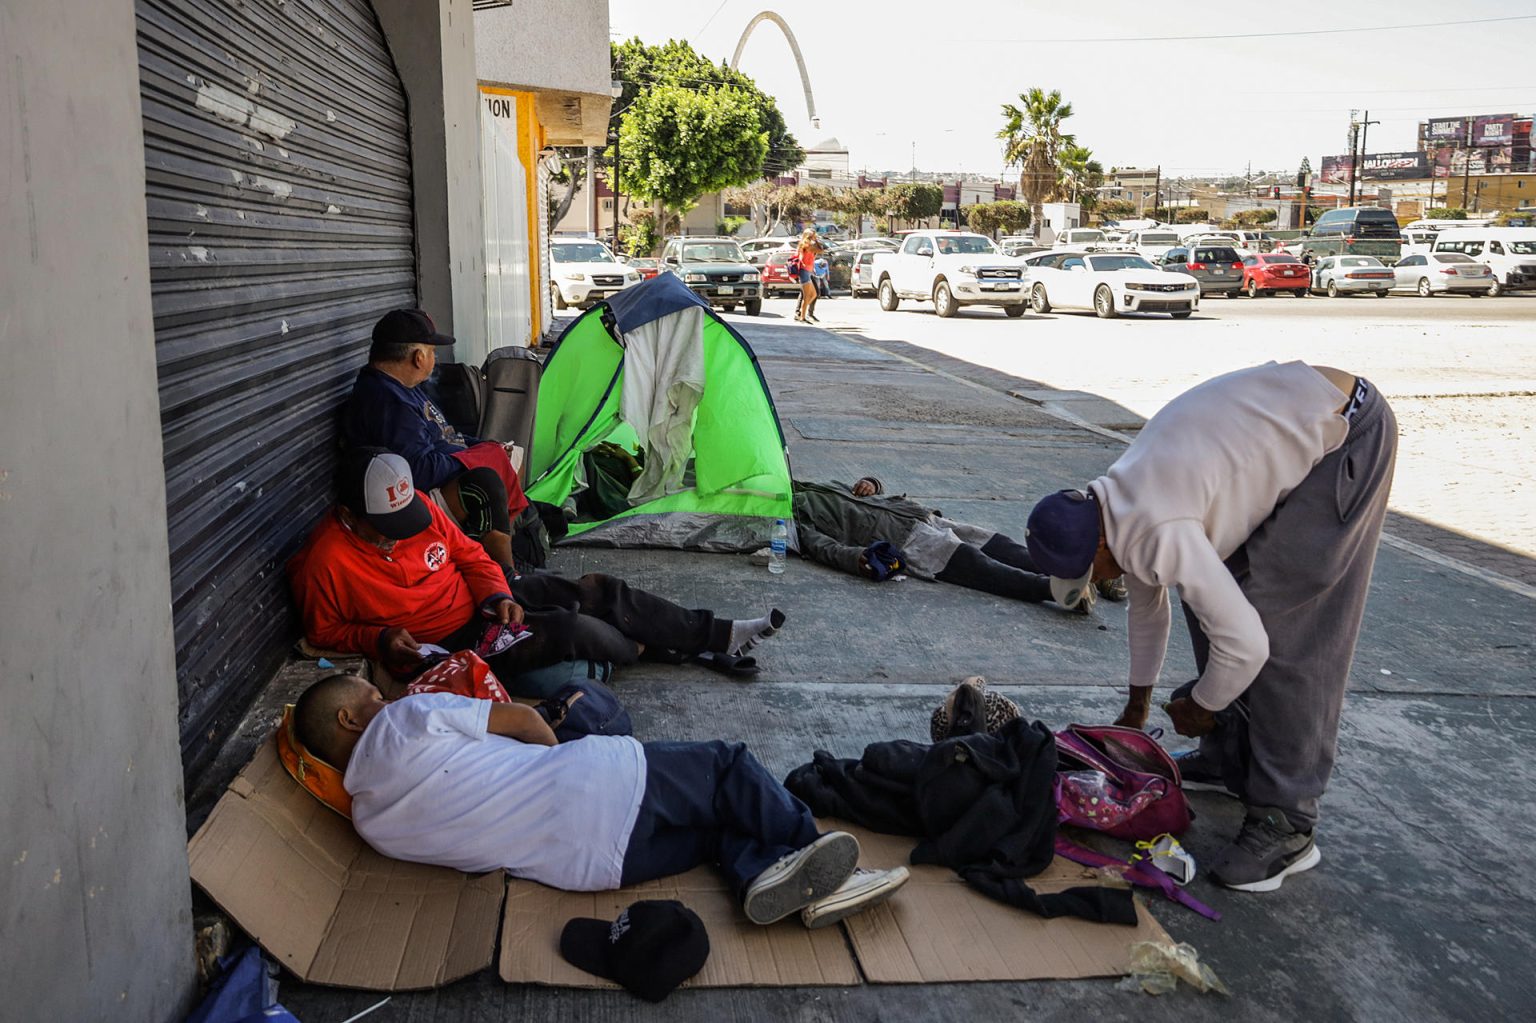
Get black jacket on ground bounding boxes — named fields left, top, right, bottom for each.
left=785, top=718, right=1137, bottom=924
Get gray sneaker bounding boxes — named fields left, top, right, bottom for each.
left=800, top=866, right=910, bottom=929
left=1210, top=806, right=1321, bottom=892
left=742, top=832, right=860, bottom=924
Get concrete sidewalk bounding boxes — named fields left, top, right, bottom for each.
left=282, top=317, right=1536, bottom=1021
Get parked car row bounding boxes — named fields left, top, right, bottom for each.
left=548, top=221, right=1535, bottom=318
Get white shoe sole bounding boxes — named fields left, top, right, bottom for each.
left=800, top=867, right=911, bottom=929
left=1221, top=842, right=1321, bottom=893
left=743, top=832, right=859, bottom=925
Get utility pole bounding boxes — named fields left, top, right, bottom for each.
left=1461, top=116, right=1474, bottom=209
left=1358, top=111, right=1379, bottom=206
left=1153, top=165, right=1161, bottom=221
left=1346, top=113, right=1361, bottom=206
left=585, top=147, right=597, bottom=234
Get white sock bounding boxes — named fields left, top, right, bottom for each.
left=727, top=609, right=786, bottom=657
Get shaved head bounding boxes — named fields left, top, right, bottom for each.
left=295, top=673, right=381, bottom=767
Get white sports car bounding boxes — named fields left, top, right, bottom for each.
left=1024, top=251, right=1199, bottom=318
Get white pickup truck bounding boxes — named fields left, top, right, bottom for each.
left=872, top=231, right=1028, bottom=317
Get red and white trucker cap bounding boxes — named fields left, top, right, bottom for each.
left=338, top=448, right=432, bottom=540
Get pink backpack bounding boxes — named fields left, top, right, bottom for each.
left=1053, top=724, right=1218, bottom=920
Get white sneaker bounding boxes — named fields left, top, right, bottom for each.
left=742, top=832, right=860, bottom=925
left=799, top=866, right=911, bottom=929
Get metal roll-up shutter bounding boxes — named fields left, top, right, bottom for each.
left=136, top=0, right=416, bottom=773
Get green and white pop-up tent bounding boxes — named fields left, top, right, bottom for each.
left=524, top=272, right=792, bottom=550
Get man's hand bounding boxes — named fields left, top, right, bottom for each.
left=379, top=627, right=423, bottom=673
left=1163, top=696, right=1218, bottom=737
left=856, top=553, right=874, bottom=578
left=490, top=597, right=525, bottom=626
left=1114, top=686, right=1153, bottom=730
left=852, top=478, right=877, bottom=497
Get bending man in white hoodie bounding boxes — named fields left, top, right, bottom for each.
left=1023, top=362, right=1396, bottom=893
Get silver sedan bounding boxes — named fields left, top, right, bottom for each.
left=1391, top=253, right=1494, bottom=296
left=1311, top=256, right=1393, bottom=297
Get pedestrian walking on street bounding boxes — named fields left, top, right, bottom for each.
left=1023, top=361, right=1397, bottom=894
left=794, top=228, right=825, bottom=324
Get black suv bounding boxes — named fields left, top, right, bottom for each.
left=1300, top=207, right=1403, bottom=264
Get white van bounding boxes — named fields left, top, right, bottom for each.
left=1122, top=227, right=1184, bottom=261
left=1401, top=219, right=1492, bottom=258
left=1432, top=227, right=1536, bottom=295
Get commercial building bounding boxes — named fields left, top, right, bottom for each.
left=1, top=2, right=607, bottom=1018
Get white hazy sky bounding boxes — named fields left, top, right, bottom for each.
left=607, top=0, right=1536, bottom=178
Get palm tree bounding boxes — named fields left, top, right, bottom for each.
left=998, top=88, right=1075, bottom=239
left=1058, top=144, right=1095, bottom=203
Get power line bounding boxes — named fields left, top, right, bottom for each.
left=954, top=14, right=1535, bottom=44
left=691, top=0, right=731, bottom=42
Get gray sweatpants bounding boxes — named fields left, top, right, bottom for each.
left=1189, top=380, right=1397, bottom=830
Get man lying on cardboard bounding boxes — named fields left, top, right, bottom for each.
left=293, top=672, right=910, bottom=929
left=287, top=448, right=785, bottom=694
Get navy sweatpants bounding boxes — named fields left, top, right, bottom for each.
left=620, top=741, right=823, bottom=899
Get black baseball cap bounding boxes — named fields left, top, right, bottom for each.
left=336, top=448, right=432, bottom=540
left=559, top=900, right=709, bottom=1003
left=369, top=308, right=455, bottom=358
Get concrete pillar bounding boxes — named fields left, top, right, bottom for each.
left=372, top=0, right=488, bottom=364
left=1, top=3, right=194, bottom=1020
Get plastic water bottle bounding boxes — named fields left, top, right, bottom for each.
left=768, top=519, right=788, bottom=575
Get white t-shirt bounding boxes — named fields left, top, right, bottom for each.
left=1089, top=361, right=1349, bottom=711
left=344, top=693, right=647, bottom=891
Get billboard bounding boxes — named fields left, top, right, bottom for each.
left=1320, top=152, right=1428, bottom=183
left=1425, top=117, right=1466, bottom=146
left=1471, top=114, right=1516, bottom=147
left=1431, top=146, right=1516, bottom=178
left=1319, top=154, right=1352, bottom=184
left=1359, top=151, right=1429, bottom=180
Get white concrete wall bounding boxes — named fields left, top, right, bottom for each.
left=475, top=0, right=608, bottom=99
left=374, top=0, right=488, bottom=363
left=1, top=4, right=194, bottom=1019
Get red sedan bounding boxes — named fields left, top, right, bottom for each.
left=626, top=257, right=663, bottom=280
left=761, top=250, right=802, bottom=297
left=1241, top=253, right=1310, bottom=297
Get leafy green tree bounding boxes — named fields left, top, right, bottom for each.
left=1226, top=208, right=1278, bottom=227
left=882, top=183, right=943, bottom=230
left=610, top=39, right=803, bottom=181
left=1096, top=198, right=1137, bottom=222
left=1174, top=208, right=1208, bottom=224
left=832, top=187, right=887, bottom=238
left=1426, top=207, right=1469, bottom=220
left=998, top=88, right=1075, bottom=238
left=616, top=83, right=768, bottom=250
left=966, top=201, right=1030, bottom=237
left=994, top=200, right=1031, bottom=235
left=779, top=183, right=834, bottom=229
left=965, top=203, right=1001, bottom=237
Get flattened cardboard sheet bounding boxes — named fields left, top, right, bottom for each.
left=839, top=825, right=1172, bottom=983
left=499, top=867, right=860, bottom=989
left=188, top=742, right=504, bottom=991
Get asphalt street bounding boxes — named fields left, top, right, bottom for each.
left=791, top=290, right=1536, bottom=585
left=277, top=299, right=1536, bottom=1023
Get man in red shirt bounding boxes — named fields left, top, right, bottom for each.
left=289, top=449, right=785, bottom=691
